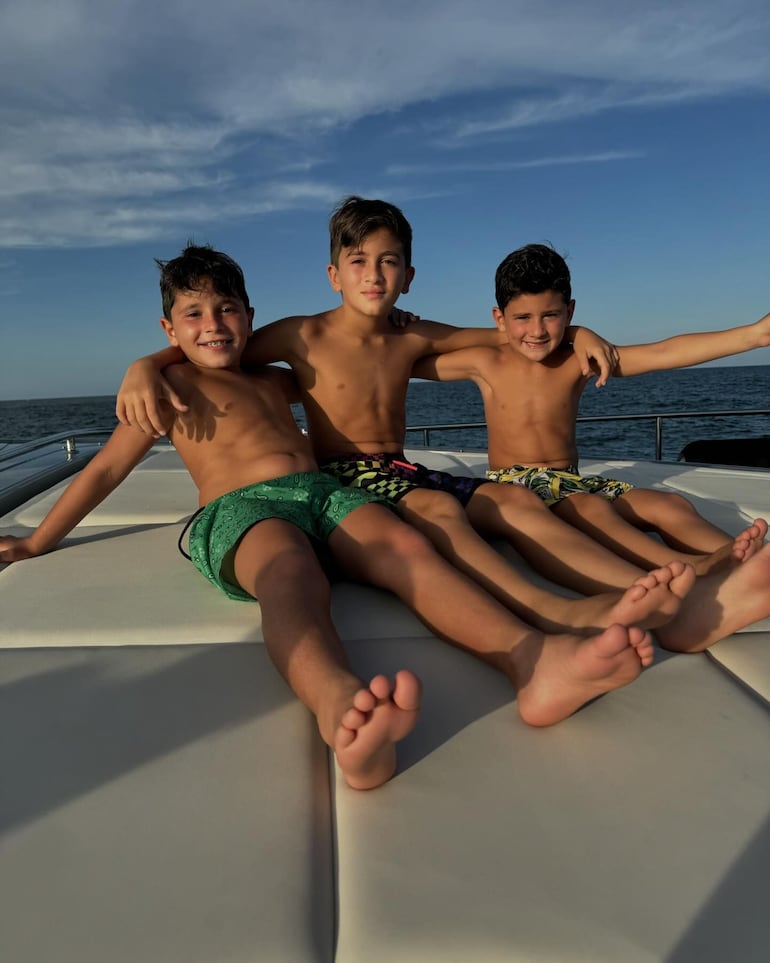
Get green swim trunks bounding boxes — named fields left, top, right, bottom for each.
left=185, top=471, right=386, bottom=601
left=485, top=464, right=633, bottom=507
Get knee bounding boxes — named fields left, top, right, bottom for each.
left=406, top=490, right=467, bottom=528
left=562, top=492, right=605, bottom=518
left=624, top=489, right=695, bottom=520
left=649, top=490, right=697, bottom=521
left=379, top=517, right=437, bottom=561
left=477, top=481, right=546, bottom=519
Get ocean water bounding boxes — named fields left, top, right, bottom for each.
left=1, top=364, right=769, bottom=462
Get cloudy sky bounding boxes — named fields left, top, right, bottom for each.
left=2, top=0, right=769, bottom=399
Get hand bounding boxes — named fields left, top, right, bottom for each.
left=0, top=534, right=38, bottom=563
left=116, top=361, right=188, bottom=437
left=570, top=326, right=619, bottom=387
left=388, top=307, right=420, bottom=329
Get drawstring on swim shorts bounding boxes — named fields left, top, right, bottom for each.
left=177, top=506, right=205, bottom=560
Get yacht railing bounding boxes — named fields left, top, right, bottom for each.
left=0, top=428, right=118, bottom=516
left=405, top=408, right=770, bottom=461
left=2, top=409, right=770, bottom=517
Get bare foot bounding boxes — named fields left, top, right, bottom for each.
left=568, top=562, right=695, bottom=634
left=691, top=518, right=768, bottom=575
left=731, top=518, right=768, bottom=564
left=513, top=623, right=653, bottom=727
left=333, top=671, right=422, bottom=790
left=657, top=540, right=770, bottom=652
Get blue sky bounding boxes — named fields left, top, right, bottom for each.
left=2, top=0, right=769, bottom=400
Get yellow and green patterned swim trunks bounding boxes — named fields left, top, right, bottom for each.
left=485, top=464, right=633, bottom=507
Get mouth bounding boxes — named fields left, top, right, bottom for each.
left=199, top=338, right=233, bottom=348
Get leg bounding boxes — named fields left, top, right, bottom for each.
left=464, top=481, right=645, bottom=593
left=552, top=492, right=726, bottom=573
left=232, top=518, right=420, bottom=790
left=615, top=488, right=767, bottom=562
left=394, top=487, right=691, bottom=635
left=329, top=503, right=670, bottom=726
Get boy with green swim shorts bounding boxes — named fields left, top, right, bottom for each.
left=1, top=243, right=670, bottom=789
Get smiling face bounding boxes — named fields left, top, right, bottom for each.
left=492, top=289, right=575, bottom=362
left=159, top=278, right=254, bottom=370
left=326, top=227, right=415, bottom=319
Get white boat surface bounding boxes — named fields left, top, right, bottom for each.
left=1, top=438, right=769, bottom=963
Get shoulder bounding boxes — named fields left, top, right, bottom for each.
left=270, top=311, right=329, bottom=340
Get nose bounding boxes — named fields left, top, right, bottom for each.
left=365, top=261, right=384, bottom=283
left=202, top=311, right=227, bottom=332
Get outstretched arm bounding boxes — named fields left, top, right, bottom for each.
left=0, top=425, right=156, bottom=562
left=615, top=312, right=770, bottom=377
left=116, top=345, right=187, bottom=436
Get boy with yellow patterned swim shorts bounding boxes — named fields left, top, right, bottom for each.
left=413, top=242, right=770, bottom=572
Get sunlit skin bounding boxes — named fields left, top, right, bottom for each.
left=160, top=286, right=255, bottom=371
left=492, top=290, right=575, bottom=366
left=111, top=239, right=770, bottom=651
left=0, top=265, right=682, bottom=762
left=327, top=229, right=415, bottom=319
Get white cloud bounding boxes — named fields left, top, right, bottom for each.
left=387, top=151, right=645, bottom=177
left=0, top=0, right=768, bottom=247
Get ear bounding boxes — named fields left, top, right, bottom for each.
left=492, top=307, right=506, bottom=331
left=401, top=266, right=415, bottom=294
left=327, top=263, right=342, bottom=293
left=566, top=299, right=576, bottom=324
left=159, top=316, right=178, bottom=345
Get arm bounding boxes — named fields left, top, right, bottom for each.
left=419, top=320, right=506, bottom=354
left=0, top=425, right=156, bottom=562
left=412, top=346, right=483, bottom=382
left=261, top=364, right=302, bottom=404
left=418, top=320, right=618, bottom=386
left=614, top=312, right=770, bottom=377
left=564, top=326, right=619, bottom=387
left=240, top=318, right=298, bottom=370
left=116, top=345, right=187, bottom=436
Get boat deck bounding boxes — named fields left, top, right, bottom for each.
left=1, top=448, right=769, bottom=962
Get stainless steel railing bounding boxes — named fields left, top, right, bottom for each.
left=0, top=428, right=156, bottom=517
left=404, top=408, right=770, bottom=460
left=2, top=408, right=769, bottom=517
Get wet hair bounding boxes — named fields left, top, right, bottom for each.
left=494, top=243, right=572, bottom=310
left=156, top=243, right=250, bottom=319
left=329, top=195, right=413, bottom=267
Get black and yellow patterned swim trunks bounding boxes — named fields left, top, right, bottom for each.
left=485, top=464, right=633, bottom=507
left=320, top=452, right=488, bottom=506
